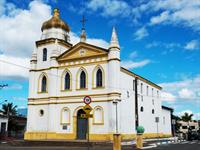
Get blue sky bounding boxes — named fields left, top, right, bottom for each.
left=0, top=0, right=200, bottom=119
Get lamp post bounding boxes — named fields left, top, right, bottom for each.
left=113, top=98, right=121, bottom=150
left=113, top=99, right=121, bottom=133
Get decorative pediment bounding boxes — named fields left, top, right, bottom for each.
left=57, top=42, right=108, bottom=62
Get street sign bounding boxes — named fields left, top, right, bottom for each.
left=155, top=117, right=159, bottom=123
left=81, top=114, right=93, bottom=118
left=83, top=104, right=92, bottom=114
left=83, top=96, right=92, bottom=105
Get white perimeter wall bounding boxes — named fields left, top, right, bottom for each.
left=161, top=109, right=172, bottom=135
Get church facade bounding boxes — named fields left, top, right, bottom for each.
left=25, top=9, right=172, bottom=141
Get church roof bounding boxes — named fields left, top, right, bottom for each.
left=162, top=106, right=173, bottom=112
left=41, top=8, right=70, bottom=32
left=57, top=42, right=108, bottom=62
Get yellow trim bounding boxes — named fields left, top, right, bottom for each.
left=28, top=99, right=113, bottom=105
left=36, top=38, right=72, bottom=49
left=24, top=132, right=112, bottom=141
left=24, top=132, right=172, bottom=141
left=60, top=89, right=72, bottom=92
left=29, top=92, right=121, bottom=101
left=60, top=107, right=71, bottom=125
left=73, top=106, right=84, bottom=116
left=76, top=67, right=88, bottom=90
left=93, top=106, right=104, bottom=125
left=92, top=65, right=105, bottom=89
left=92, top=86, right=105, bottom=90
left=37, top=72, right=48, bottom=93
left=29, top=60, right=108, bottom=72
left=60, top=68, right=72, bottom=91
left=76, top=88, right=88, bottom=91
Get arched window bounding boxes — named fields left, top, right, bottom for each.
left=61, top=108, right=70, bottom=124
left=43, top=48, right=47, bottom=61
left=80, top=71, right=86, bottom=88
left=93, top=106, right=104, bottom=124
left=96, top=69, right=103, bottom=87
left=41, top=76, right=47, bottom=92
left=64, top=72, right=70, bottom=90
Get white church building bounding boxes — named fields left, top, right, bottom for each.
left=25, top=9, right=172, bottom=141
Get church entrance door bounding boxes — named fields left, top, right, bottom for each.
left=77, top=109, right=88, bottom=139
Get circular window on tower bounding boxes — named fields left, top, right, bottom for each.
left=39, top=109, right=44, bottom=116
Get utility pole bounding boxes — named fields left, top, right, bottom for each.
left=135, top=78, right=139, bottom=129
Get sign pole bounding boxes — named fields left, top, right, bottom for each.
left=83, top=96, right=92, bottom=150
left=87, top=117, right=90, bottom=150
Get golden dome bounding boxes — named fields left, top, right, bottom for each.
left=41, top=8, right=70, bottom=32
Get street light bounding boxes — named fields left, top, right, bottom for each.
left=113, top=99, right=121, bottom=133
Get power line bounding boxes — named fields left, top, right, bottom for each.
left=0, top=59, right=200, bottom=100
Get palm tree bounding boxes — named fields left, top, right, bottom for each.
left=181, top=112, right=193, bottom=134
left=1, top=102, right=18, bottom=116
left=181, top=112, right=193, bottom=122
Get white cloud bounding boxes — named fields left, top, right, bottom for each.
left=0, top=0, right=51, bottom=58
left=13, top=97, right=26, bottom=101
left=150, top=11, right=169, bottom=25
left=161, top=91, right=176, bottom=102
left=178, top=88, right=195, bottom=99
left=177, top=109, right=193, bottom=116
left=129, top=51, right=138, bottom=59
left=0, top=55, right=29, bottom=79
left=0, top=0, right=110, bottom=79
left=134, top=27, right=149, bottom=40
left=83, top=0, right=200, bottom=32
left=86, top=0, right=130, bottom=17
left=69, top=32, right=109, bottom=49
left=147, top=0, right=200, bottom=31
left=159, top=75, right=200, bottom=101
left=121, top=59, right=150, bottom=70
left=4, top=83, right=23, bottom=90
left=177, top=110, right=200, bottom=120
left=184, top=40, right=199, bottom=50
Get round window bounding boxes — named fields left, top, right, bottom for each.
left=39, top=109, right=44, bottom=116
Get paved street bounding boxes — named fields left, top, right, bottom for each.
left=0, top=140, right=200, bottom=150
left=152, top=140, right=200, bottom=150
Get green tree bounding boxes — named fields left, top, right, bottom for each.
left=181, top=112, right=193, bottom=122
left=172, top=114, right=181, bottom=133
left=1, top=102, right=17, bottom=116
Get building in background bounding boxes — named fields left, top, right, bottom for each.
left=179, top=120, right=199, bottom=134
left=25, top=8, right=173, bottom=141
left=0, top=114, right=8, bottom=139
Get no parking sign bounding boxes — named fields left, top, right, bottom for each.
left=83, top=96, right=92, bottom=105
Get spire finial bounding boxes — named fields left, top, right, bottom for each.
left=80, top=15, right=87, bottom=42
left=53, top=8, right=60, bottom=18
left=109, top=27, right=120, bottom=49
